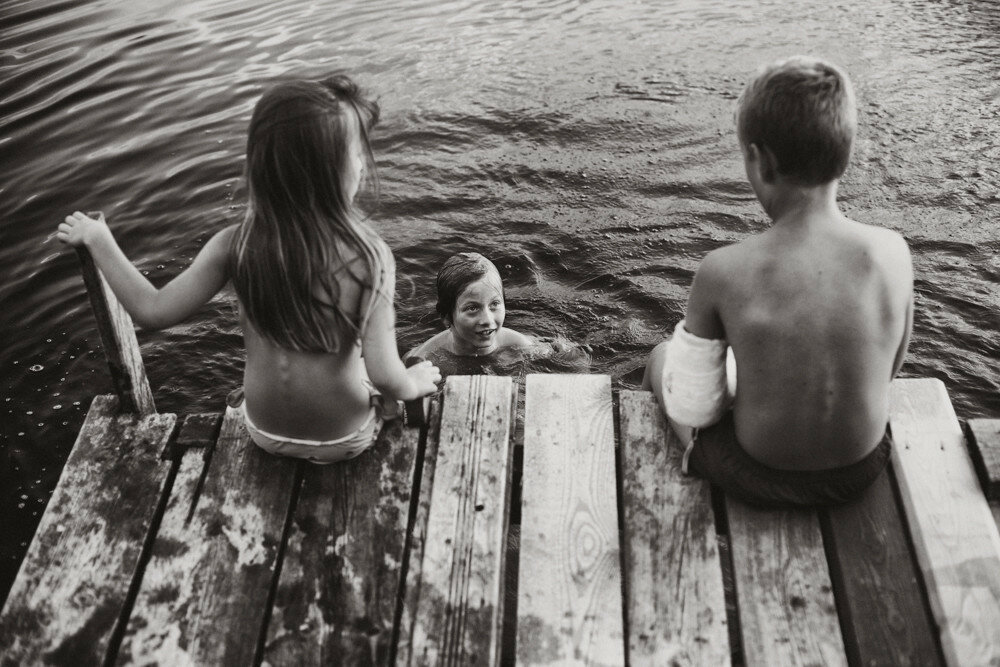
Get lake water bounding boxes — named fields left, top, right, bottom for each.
left=2, top=0, right=999, bottom=601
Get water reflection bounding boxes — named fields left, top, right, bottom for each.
left=2, top=0, right=999, bottom=599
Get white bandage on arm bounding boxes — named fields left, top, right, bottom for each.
left=661, top=319, right=734, bottom=429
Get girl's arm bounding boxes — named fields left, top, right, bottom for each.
left=57, top=212, right=234, bottom=330
left=360, top=258, right=440, bottom=401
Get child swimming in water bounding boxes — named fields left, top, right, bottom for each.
left=407, top=252, right=534, bottom=362
left=57, top=74, right=441, bottom=464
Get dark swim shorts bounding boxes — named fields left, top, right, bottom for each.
left=687, top=411, right=892, bottom=508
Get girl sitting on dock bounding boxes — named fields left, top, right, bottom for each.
left=56, top=74, right=441, bottom=464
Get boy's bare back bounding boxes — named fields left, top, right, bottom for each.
left=688, top=213, right=912, bottom=469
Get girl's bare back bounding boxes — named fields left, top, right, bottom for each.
left=241, top=247, right=378, bottom=441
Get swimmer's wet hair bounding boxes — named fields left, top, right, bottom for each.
left=737, top=56, right=857, bottom=186
left=436, top=252, right=503, bottom=325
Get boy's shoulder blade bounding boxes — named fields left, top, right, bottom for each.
left=701, top=240, right=756, bottom=278
left=850, top=220, right=911, bottom=260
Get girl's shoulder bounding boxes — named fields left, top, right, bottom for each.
left=332, top=229, right=396, bottom=286
left=201, top=224, right=241, bottom=264
left=216, top=223, right=241, bottom=241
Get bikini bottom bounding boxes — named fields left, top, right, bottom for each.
left=227, top=384, right=384, bottom=465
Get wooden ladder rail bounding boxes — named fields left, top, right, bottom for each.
left=74, top=245, right=156, bottom=415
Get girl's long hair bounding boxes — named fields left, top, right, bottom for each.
left=231, top=75, right=390, bottom=353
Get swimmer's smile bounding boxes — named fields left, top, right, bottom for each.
left=448, top=274, right=506, bottom=356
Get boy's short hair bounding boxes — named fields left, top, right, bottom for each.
left=737, top=56, right=857, bottom=186
left=436, top=253, right=503, bottom=324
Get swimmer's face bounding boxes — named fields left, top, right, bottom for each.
left=448, top=273, right=505, bottom=356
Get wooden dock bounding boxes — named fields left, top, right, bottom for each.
left=2, top=253, right=1000, bottom=665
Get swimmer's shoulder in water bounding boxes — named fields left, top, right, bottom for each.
left=406, top=326, right=535, bottom=360
left=410, top=251, right=539, bottom=360
left=416, top=335, right=592, bottom=379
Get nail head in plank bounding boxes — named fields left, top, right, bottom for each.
left=966, top=419, right=1000, bottom=501
left=517, top=374, right=625, bottom=666
left=76, top=247, right=156, bottom=415
left=116, top=406, right=298, bottom=666
left=726, top=499, right=847, bottom=667
left=889, top=378, right=1000, bottom=666
left=0, top=395, right=175, bottom=664
left=406, top=375, right=515, bottom=666
left=262, top=418, right=422, bottom=665
left=618, top=390, right=730, bottom=666
left=824, top=468, right=942, bottom=666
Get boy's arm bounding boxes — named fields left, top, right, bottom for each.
left=890, top=236, right=914, bottom=378
left=58, top=213, right=233, bottom=329
left=684, top=250, right=727, bottom=341
left=892, top=295, right=913, bottom=378
left=665, top=251, right=729, bottom=444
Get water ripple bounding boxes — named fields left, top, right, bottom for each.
left=3, top=0, right=1000, bottom=599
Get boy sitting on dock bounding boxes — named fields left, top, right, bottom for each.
left=643, top=56, right=913, bottom=507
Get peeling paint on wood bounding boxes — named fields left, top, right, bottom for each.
left=116, top=407, right=297, bottom=666
left=0, top=395, right=175, bottom=665
left=397, top=397, right=443, bottom=666
left=618, top=390, right=729, bottom=666
left=405, top=375, right=515, bottom=666
left=726, top=499, right=846, bottom=666
left=262, top=417, right=421, bottom=666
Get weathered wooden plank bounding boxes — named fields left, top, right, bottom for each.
left=824, top=467, right=942, bottom=666
left=0, top=395, right=175, bottom=665
left=397, top=396, right=444, bottom=666
left=77, top=245, right=155, bottom=415
left=517, top=374, right=624, bottom=666
left=403, top=375, right=516, bottom=666
left=172, top=412, right=223, bottom=448
left=966, top=419, right=1000, bottom=501
left=889, top=378, right=1000, bottom=666
left=115, top=406, right=298, bottom=666
left=262, top=418, right=422, bottom=666
left=726, top=500, right=846, bottom=667
left=163, top=412, right=222, bottom=460
left=617, top=390, right=729, bottom=666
